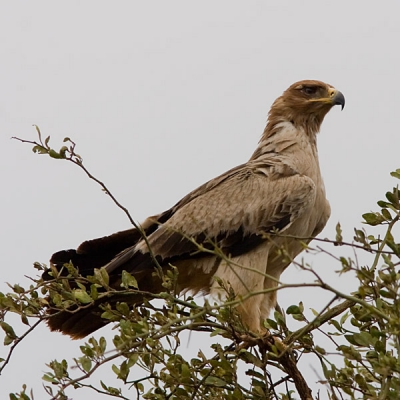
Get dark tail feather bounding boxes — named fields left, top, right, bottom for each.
left=46, top=286, right=152, bottom=339
left=46, top=304, right=110, bottom=339
left=48, top=228, right=142, bottom=277
left=45, top=266, right=163, bottom=339
left=43, top=227, right=154, bottom=338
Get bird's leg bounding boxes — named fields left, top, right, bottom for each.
left=211, top=247, right=272, bottom=332
left=259, top=261, right=283, bottom=324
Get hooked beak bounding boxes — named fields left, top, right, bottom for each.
left=328, top=87, right=345, bottom=110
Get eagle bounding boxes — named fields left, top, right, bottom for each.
left=46, top=80, right=345, bottom=339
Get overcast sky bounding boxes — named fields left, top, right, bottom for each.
left=1, top=1, right=400, bottom=398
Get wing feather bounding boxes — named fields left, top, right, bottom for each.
left=133, top=163, right=316, bottom=263
left=71, top=161, right=317, bottom=282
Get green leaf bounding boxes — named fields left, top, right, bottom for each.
left=386, top=189, right=399, bottom=207
left=335, top=222, right=343, bottom=243
left=292, top=313, right=306, bottom=321
left=79, top=356, right=92, bottom=373
left=274, top=310, right=286, bottom=327
left=390, top=169, right=400, bottom=179
left=344, top=335, right=358, bottom=346
left=112, top=364, right=120, bottom=377
left=99, top=337, right=107, bottom=354
left=377, top=200, right=389, bottom=208
left=381, top=208, right=392, bottom=221
left=0, top=322, right=17, bottom=339
left=50, top=359, right=68, bottom=379
left=121, top=270, right=138, bottom=289
left=340, top=311, right=349, bottom=325
left=59, top=146, right=68, bottom=157
left=245, top=370, right=265, bottom=380
left=204, top=376, right=227, bottom=387
left=328, top=319, right=343, bottom=332
left=21, top=314, right=29, bottom=326
left=362, top=212, right=384, bottom=226
left=12, top=284, right=25, bottom=294
left=127, top=353, right=138, bottom=368
left=338, top=344, right=362, bottom=361
left=375, top=340, right=386, bottom=353
left=210, top=328, right=224, bottom=337
left=181, top=363, right=191, bottom=379
left=238, top=349, right=263, bottom=368
left=32, top=145, right=48, bottom=154
left=264, top=318, right=277, bottom=330
left=42, top=373, right=58, bottom=384
left=310, top=308, right=319, bottom=317
left=80, top=344, right=94, bottom=357
left=352, top=332, right=373, bottom=347
left=286, top=305, right=301, bottom=314
left=135, top=382, right=144, bottom=393
left=4, top=335, right=14, bottom=346
left=116, top=302, right=130, bottom=316
left=48, top=149, right=64, bottom=159
left=354, top=373, right=367, bottom=390
left=379, top=289, right=395, bottom=299
left=107, top=386, right=121, bottom=395
left=90, top=284, right=99, bottom=301
left=33, top=124, right=42, bottom=140
left=73, top=289, right=92, bottom=304
left=101, top=310, right=119, bottom=321
left=98, top=268, right=109, bottom=287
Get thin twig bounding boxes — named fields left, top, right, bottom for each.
left=285, top=298, right=355, bottom=345
left=0, top=319, right=42, bottom=375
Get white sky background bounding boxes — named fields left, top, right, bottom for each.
left=1, top=1, right=400, bottom=398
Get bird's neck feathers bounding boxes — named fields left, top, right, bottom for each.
left=248, top=96, right=330, bottom=161
left=249, top=118, right=319, bottom=162
left=264, top=95, right=328, bottom=140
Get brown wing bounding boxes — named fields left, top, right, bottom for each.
left=102, top=163, right=317, bottom=279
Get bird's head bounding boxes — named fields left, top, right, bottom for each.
left=268, top=80, right=345, bottom=137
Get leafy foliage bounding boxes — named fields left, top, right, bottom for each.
left=3, top=132, right=400, bottom=399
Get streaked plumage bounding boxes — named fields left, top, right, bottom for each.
left=46, top=80, right=345, bottom=338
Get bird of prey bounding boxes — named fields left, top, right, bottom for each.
left=46, top=80, right=345, bottom=339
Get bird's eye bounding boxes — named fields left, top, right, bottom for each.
left=302, top=86, right=317, bottom=95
